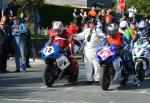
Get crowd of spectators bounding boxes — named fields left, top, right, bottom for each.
left=0, top=0, right=40, bottom=73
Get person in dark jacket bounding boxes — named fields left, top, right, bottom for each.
left=0, top=21, right=9, bottom=73
left=8, top=0, right=20, bottom=16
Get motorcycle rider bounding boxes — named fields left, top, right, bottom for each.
left=105, top=23, right=140, bottom=87
left=119, top=20, right=129, bottom=35
left=49, top=21, right=79, bottom=85
left=131, top=20, right=150, bottom=49
left=74, top=19, right=105, bottom=84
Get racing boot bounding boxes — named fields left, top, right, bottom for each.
left=130, top=75, right=140, bottom=87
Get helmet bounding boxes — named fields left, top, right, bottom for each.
left=107, top=23, right=119, bottom=38
left=119, top=21, right=128, bottom=30
left=53, top=21, right=64, bottom=35
left=138, top=21, right=146, bottom=29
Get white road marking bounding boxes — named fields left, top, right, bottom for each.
left=64, top=87, right=150, bottom=95
left=3, top=98, right=44, bottom=102
left=0, top=86, right=51, bottom=89
left=140, top=90, right=147, bottom=93
left=48, top=101, right=57, bottom=103
left=31, top=92, right=39, bottom=94
left=40, top=86, right=48, bottom=88
left=65, top=87, right=73, bottom=90
left=0, top=86, right=150, bottom=96
left=0, top=77, right=40, bottom=81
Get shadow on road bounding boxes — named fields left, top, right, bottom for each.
left=117, top=78, right=150, bottom=90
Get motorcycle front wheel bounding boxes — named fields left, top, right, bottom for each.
left=100, top=66, right=111, bottom=90
left=43, top=63, right=56, bottom=87
left=136, top=61, right=145, bottom=82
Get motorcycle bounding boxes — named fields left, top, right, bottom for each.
left=96, top=43, right=127, bottom=90
left=41, top=42, right=78, bottom=87
left=132, top=41, right=150, bottom=81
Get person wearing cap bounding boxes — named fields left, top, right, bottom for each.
left=74, top=19, right=105, bottom=85
left=11, top=16, right=27, bottom=72
left=0, top=21, right=9, bottom=73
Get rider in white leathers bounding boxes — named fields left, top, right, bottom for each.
left=74, top=20, right=105, bottom=84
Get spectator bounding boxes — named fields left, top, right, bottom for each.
left=125, top=21, right=137, bottom=43
left=114, top=9, right=122, bottom=24
left=82, top=10, right=88, bottom=24
left=21, top=11, right=32, bottom=68
left=1, top=9, right=14, bottom=60
left=88, top=7, right=97, bottom=20
left=73, top=9, right=78, bottom=25
left=103, top=9, right=113, bottom=24
left=8, top=0, right=20, bottom=16
left=96, top=11, right=103, bottom=22
left=79, top=9, right=84, bottom=25
left=0, top=21, right=9, bottom=73
left=102, top=10, right=113, bottom=34
left=127, top=6, right=137, bottom=23
left=32, top=9, right=40, bottom=35
left=11, top=16, right=27, bottom=72
left=49, top=21, right=56, bottom=38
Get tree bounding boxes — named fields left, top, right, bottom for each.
left=126, top=0, right=150, bottom=14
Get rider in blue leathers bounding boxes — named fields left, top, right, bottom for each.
left=131, top=20, right=150, bottom=49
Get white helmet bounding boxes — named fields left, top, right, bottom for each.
left=53, top=21, right=64, bottom=35
left=119, top=21, right=128, bottom=30
left=138, top=21, right=146, bottom=29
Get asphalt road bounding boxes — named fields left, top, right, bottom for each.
left=0, top=58, right=150, bottom=103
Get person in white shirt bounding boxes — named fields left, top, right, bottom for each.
left=128, top=6, right=137, bottom=22
left=74, top=19, right=105, bottom=84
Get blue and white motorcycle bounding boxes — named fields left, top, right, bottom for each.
left=132, top=41, right=150, bottom=81
left=96, top=43, right=127, bottom=90
left=41, top=42, right=75, bottom=87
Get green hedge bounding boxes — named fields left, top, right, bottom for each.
left=31, top=34, right=49, bottom=39
left=39, top=4, right=150, bottom=28
left=39, top=4, right=78, bottom=28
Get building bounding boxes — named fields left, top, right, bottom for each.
left=45, top=0, right=115, bottom=8
left=87, top=0, right=115, bottom=8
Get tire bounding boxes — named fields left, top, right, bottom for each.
left=100, top=66, right=111, bottom=90
left=136, top=61, right=145, bottom=81
left=120, top=68, right=129, bottom=85
left=43, top=63, right=56, bottom=87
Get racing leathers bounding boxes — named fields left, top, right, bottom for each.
left=106, top=32, right=139, bottom=86
left=49, top=29, right=79, bottom=84
left=131, top=27, right=150, bottom=49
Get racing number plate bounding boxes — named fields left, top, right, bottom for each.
left=99, top=50, right=112, bottom=60
left=44, top=46, right=55, bottom=56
